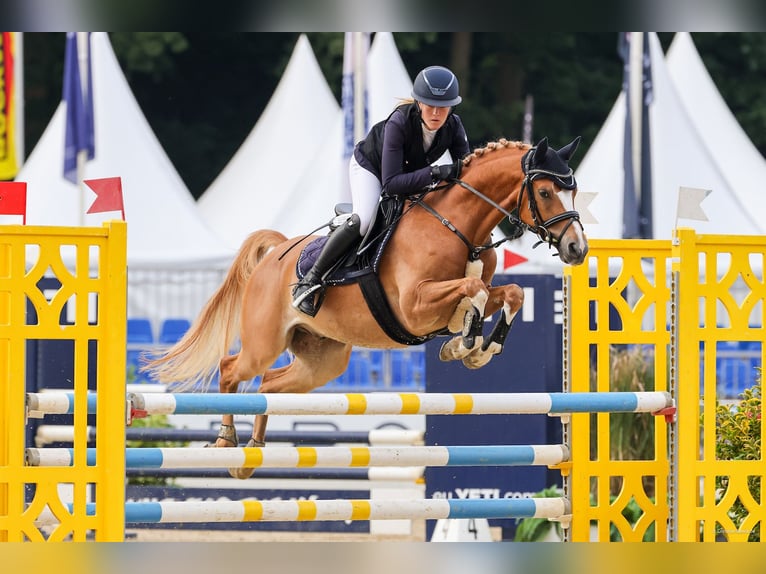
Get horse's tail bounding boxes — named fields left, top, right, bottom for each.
left=142, top=229, right=289, bottom=391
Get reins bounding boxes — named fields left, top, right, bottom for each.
left=280, top=143, right=582, bottom=264
left=412, top=189, right=507, bottom=261
left=413, top=147, right=582, bottom=259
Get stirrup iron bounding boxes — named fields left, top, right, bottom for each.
left=292, top=283, right=323, bottom=309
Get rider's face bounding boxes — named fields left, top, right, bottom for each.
left=418, top=103, right=450, bottom=131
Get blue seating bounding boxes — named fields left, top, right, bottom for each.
left=325, top=353, right=351, bottom=390
left=320, top=348, right=385, bottom=391
left=158, top=318, right=192, bottom=345
left=390, top=348, right=426, bottom=390
left=742, top=341, right=762, bottom=352
left=317, top=348, right=427, bottom=392
left=127, top=318, right=155, bottom=384
left=127, top=349, right=156, bottom=384
left=362, top=349, right=385, bottom=389
left=127, top=318, right=154, bottom=344
left=715, top=340, right=761, bottom=399
left=330, top=350, right=363, bottom=389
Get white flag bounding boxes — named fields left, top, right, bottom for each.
left=676, top=186, right=712, bottom=221
left=576, top=191, right=598, bottom=224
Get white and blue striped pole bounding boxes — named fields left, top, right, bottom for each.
left=26, top=444, right=570, bottom=469
left=26, top=391, right=673, bottom=416
left=34, top=497, right=571, bottom=525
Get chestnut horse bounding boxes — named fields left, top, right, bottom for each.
left=144, top=137, right=588, bottom=479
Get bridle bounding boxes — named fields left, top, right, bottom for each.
left=414, top=148, right=583, bottom=260
left=511, top=148, right=583, bottom=249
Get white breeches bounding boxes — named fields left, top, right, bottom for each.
left=349, top=155, right=383, bottom=235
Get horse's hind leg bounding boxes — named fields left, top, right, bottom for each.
left=212, top=350, right=279, bottom=479
left=229, top=334, right=353, bottom=480
left=212, top=351, right=268, bottom=450
left=212, top=353, right=245, bottom=448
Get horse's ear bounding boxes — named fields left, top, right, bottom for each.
left=557, top=136, right=582, bottom=163
left=534, top=138, right=549, bottom=161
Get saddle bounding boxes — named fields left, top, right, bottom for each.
left=295, top=196, right=441, bottom=345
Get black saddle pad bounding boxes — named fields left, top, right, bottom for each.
left=296, top=235, right=329, bottom=277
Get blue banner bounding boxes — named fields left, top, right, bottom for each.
left=63, top=32, right=95, bottom=184
left=341, top=32, right=369, bottom=160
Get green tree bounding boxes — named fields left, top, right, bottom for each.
left=692, top=32, right=766, bottom=155
left=18, top=33, right=766, bottom=198
left=712, top=377, right=762, bottom=541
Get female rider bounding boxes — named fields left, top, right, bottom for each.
left=293, top=65, right=470, bottom=316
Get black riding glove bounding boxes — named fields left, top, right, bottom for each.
left=430, top=160, right=461, bottom=182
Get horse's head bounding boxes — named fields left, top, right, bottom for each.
left=518, top=137, right=588, bottom=265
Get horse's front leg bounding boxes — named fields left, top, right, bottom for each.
left=461, top=283, right=524, bottom=369
left=414, top=261, right=489, bottom=363
left=444, top=260, right=486, bottom=344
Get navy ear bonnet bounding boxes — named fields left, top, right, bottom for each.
left=523, top=136, right=581, bottom=190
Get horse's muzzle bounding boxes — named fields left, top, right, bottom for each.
left=558, top=238, right=588, bottom=265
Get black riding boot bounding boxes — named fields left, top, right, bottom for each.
left=292, top=214, right=361, bottom=316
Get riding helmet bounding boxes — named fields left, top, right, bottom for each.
left=411, top=66, right=462, bottom=107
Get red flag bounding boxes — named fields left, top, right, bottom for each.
left=0, top=181, right=27, bottom=224
left=84, top=177, right=124, bottom=220
left=503, top=249, right=528, bottom=270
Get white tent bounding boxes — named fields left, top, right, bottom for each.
left=575, top=32, right=765, bottom=240
left=265, top=113, right=346, bottom=239
left=197, top=32, right=418, bottom=247
left=14, top=32, right=235, bottom=328
left=197, top=34, right=342, bottom=249
left=16, top=32, right=234, bottom=267
left=494, top=32, right=766, bottom=275
left=666, top=32, right=766, bottom=226
left=367, top=32, right=413, bottom=124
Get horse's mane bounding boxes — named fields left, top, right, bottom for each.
left=461, top=139, right=529, bottom=168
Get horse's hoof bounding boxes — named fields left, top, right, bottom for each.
left=228, top=466, right=256, bottom=480
left=439, top=340, right=453, bottom=361
left=481, top=341, right=503, bottom=355
left=439, top=339, right=462, bottom=362
left=228, top=438, right=265, bottom=480
left=210, top=423, right=238, bottom=447
left=462, top=352, right=492, bottom=370
left=465, top=335, right=483, bottom=353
